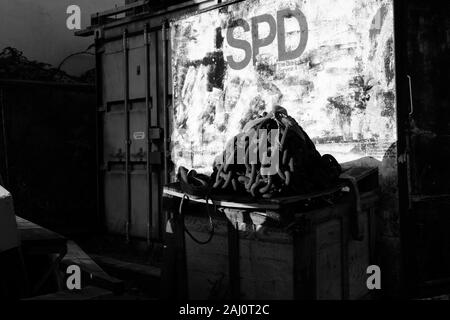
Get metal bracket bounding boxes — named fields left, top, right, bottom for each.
left=123, top=29, right=129, bottom=49
left=95, top=28, right=105, bottom=40
left=407, top=75, right=414, bottom=117
left=149, top=127, right=163, bottom=140
left=144, top=24, right=150, bottom=45
left=162, top=22, right=171, bottom=41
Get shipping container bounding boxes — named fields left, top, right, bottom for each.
left=78, top=0, right=246, bottom=242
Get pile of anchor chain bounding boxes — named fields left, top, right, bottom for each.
left=211, top=106, right=341, bottom=198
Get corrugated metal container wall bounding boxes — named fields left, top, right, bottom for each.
left=91, top=0, right=225, bottom=242
left=97, top=26, right=167, bottom=241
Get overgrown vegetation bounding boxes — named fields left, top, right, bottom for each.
left=0, top=47, right=94, bottom=84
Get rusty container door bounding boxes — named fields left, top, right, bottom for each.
left=97, top=22, right=169, bottom=242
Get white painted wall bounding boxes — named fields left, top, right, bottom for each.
left=0, top=0, right=122, bottom=76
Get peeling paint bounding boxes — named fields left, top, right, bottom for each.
left=171, top=0, right=396, bottom=172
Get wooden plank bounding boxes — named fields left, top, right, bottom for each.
left=340, top=216, right=350, bottom=300
left=293, top=224, right=317, bottom=300
left=163, top=186, right=281, bottom=210
left=368, top=207, right=377, bottom=265
left=316, top=219, right=342, bottom=300
left=16, top=216, right=67, bottom=259
left=174, top=213, right=188, bottom=300
left=14, top=216, right=67, bottom=295
left=411, top=194, right=450, bottom=202
left=184, top=217, right=230, bottom=300
left=61, top=241, right=124, bottom=295
left=227, top=221, right=240, bottom=300
left=163, top=183, right=344, bottom=210
left=24, top=286, right=113, bottom=300
left=184, top=213, right=295, bottom=300
left=16, top=217, right=66, bottom=242
left=90, top=254, right=161, bottom=279
left=160, top=218, right=178, bottom=299
left=63, top=241, right=105, bottom=275
left=341, top=166, right=378, bottom=181
left=18, top=228, right=66, bottom=243
left=239, top=235, right=294, bottom=300
left=163, top=166, right=376, bottom=211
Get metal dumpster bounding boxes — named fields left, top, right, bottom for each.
left=161, top=165, right=379, bottom=300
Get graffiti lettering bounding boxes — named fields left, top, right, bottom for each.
left=226, top=8, right=308, bottom=70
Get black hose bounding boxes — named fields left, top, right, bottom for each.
left=56, top=51, right=95, bottom=72
left=179, top=194, right=215, bottom=245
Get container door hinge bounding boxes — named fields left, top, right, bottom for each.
left=162, top=26, right=170, bottom=41
left=123, top=30, right=129, bottom=49
left=148, top=127, right=163, bottom=140
left=144, top=24, right=150, bottom=45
